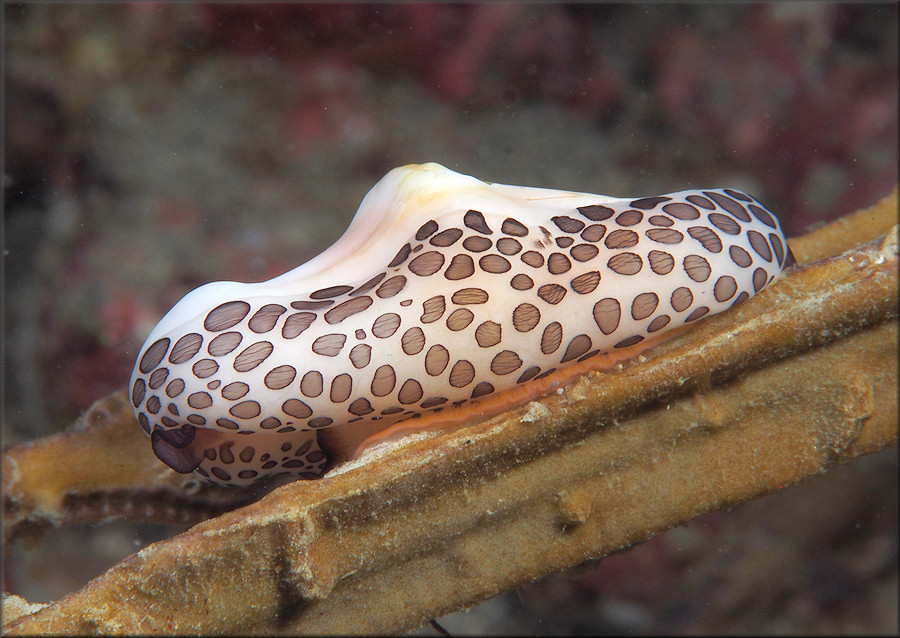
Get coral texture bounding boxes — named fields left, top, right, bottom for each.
left=3, top=189, right=897, bottom=635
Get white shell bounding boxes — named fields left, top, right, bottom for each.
left=130, top=163, right=793, bottom=486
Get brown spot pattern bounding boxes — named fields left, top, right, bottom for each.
left=645, top=229, right=683, bottom=244
left=349, top=344, right=372, bottom=369
left=615, top=210, right=643, bottom=226
left=234, top=341, right=274, bottom=371
left=615, top=335, right=644, bottom=348
left=204, top=302, right=250, bottom=333
left=749, top=204, right=777, bottom=228
left=351, top=273, right=386, bottom=297
left=753, top=267, right=768, bottom=293
left=521, top=251, right=544, bottom=268
left=724, top=188, right=753, bottom=203
left=311, top=285, right=353, bottom=299
left=192, top=359, right=219, bottom=378
left=471, top=382, right=494, bottom=398
left=430, top=228, right=463, bottom=247
left=475, top=321, right=502, bottom=347
left=714, top=276, right=738, bottom=302
left=769, top=233, right=785, bottom=265
left=463, top=236, right=492, bottom=252
left=445, top=254, right=475, bottom=279
left=148, top=368, right=168, bottom=389
left=607, top=253, right=642, bottom=275
left=372, top=313, right=401, bottom=338
left=388, top=243, right=412, bottom=267
left=708, top=213, right=741, bottom=235
left=648, top=250, right=675, bottom=275
left=570, top=244, right=600, bottom=262
left=631, top=293, right=659, bottom=320
left=729, top=245, right=753, bottom=268
left=452, top=288, right=489, bottom=304
left=282, top=312, right=316, bottom=339
left=685, top=307, right=710, bottom=322
left=552, top=216, right=585, bottom=233
left=688, top=226, right=723, bottom=253
left=409, top=251, right=445, bottom=276
left=188, top=392, right=212, bottom=409
left=169, top=333, right=203, bottom=364
left=331, top=374, right=353, bottom=402
left=593, top=298, right=620, bottom=334
left=208, top=331, right=243, bottom=355
left=577, top=204, right=615, bottom=221
left=513, top=304, right=541, bottom=332
left=376, top=276, right=407, bottom=298
left=571, top=271, right=600, bottom=294
left=132, top=183, right=791, bottom=486
left=132, top=379, right=146, bottom=408
left=449, top=360, right=475, bottom=387
left=662, top=203, right=701, bottom=220
left=705, top=191, right=751, bottom=221
left=647, top=315, right=671, bottom=332
left=501, top=218, right=528, bottom=236
left=282, top=399, right=312, bottom=419
left=325, top=296, right=373, bottom=324
left=166, top=378, right=185, bottom=398
left=685, top=195, right=714, bottom=210
left=497, top=238, right=522, bottom=255
left=671, top=287, right=694, bottom=312
left=301, top=371, right=324, bottom=397
left=490, top=350, right=522, bottom=374
left=464, top=210, right=492, bottom=234
left=349, top=398, right=375, bottom=415
left=547, top=253, right=572, bottom=274
left=264, top=365, right=296, bottom=390
left=537, top=283, right=567, bottom=304
left=421, top=295, right=446, bottom=322
left=401, top=327, right=425, bottom=354
left=312, top=334, right=346, bottom=357
left=230, top=401, right=260, bottom=419
left=416, top=220, right=439, bottom=240
left=560, top=335, right=592, bottom=362
left=540, top=322, right=563, bottom=354
left=630, top=196, right=671, bottom=210
left=580, top=224, right=607, bottom=242
left=398, top=379, right=424, bottom=404
left=425, top=345, right=450, bottom=375
left=605, top=229, right=639, bottom=249
left=290, top=300, right=333, bottom=311
left=222, top=382, right=249, bottom=400
left=511, top=274, right=534, bottom=290
left=446, top=308, right=474, bottom=331
left=683, top=255, right=711, bottom=282
left=371, top=365, right=397, bottom=396
left=140, top=338, right=170, bottom=374
left=747, top=230, right=773, bottom=261
left=479, top=254, right=511, bottom=273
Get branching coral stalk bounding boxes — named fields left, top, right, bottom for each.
left=3, top=189, right=898, bottom=635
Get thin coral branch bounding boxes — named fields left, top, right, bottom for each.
left=3, top=189, right=897, bottom=635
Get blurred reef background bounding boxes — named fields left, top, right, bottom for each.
left=4, top=4, right=897, bottom=633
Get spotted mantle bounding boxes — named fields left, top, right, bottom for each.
left=130, top=163, right=794, bottom=486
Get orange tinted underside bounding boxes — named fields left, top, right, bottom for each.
left=342, top=325, right=689, bottom=459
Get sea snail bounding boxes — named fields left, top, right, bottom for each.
left=130, top=162, right=794, bottom=486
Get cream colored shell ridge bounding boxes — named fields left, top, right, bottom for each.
left=130, top=163, right=793, bottom=486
